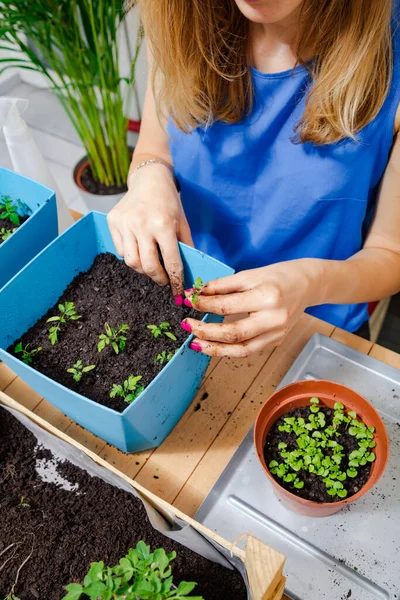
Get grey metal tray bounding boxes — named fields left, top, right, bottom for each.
left=195, top=334, right=400, bottom=600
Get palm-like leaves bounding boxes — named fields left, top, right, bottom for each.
left=0, top=0, right=142, bottom=186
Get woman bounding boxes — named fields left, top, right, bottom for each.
left=108, top=0, right=400, bottom=357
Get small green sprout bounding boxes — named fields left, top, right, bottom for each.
left=19, top=496, right=30, bottom=508
left=0, top=227, right=16, bottom=241
left=190, top=277, right=204, bottom=304
left=14, top=342, right=42, bottom=365
left=67, top=360, right=96, bottom=383
left=63, top=541, right=203, bottom=600
left=110, top=375, right=144, bottom=404
left=0, top=195, right=21, bottom=226
left=147, top=322, right=177, bottom=341
left=155, top=350, right=176, bottom=365
left=98, top=322, right=129, bottom=354
left=46, top=302, right=81, bottom=345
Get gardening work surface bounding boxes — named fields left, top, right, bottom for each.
left=2, top=313, right=399, bottom=599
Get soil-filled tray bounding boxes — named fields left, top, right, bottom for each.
left=8, top=253, right=195, bottom=412
left=0, top=405, right=247, bottom=600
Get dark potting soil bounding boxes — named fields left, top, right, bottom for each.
left=79, top=162, right=128, bottom=196
left=0, top=214, right=29, bottom=246
left=0, top=408, right=247, bottom=600
left=8, top=253, right=196, bottom=412
left=264, top=406, right=372, bottom=503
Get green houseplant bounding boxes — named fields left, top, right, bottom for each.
left=0, top=0, right=142, bottom=199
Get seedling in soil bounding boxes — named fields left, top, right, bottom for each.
left=46, top=302, right=82, bottom=345
left=98, top=322, right=129, bottom=354
left=19, top=496, right=30, bottom=508
left=63, top=540, right=204, bottom=600
left=67, top=360, right=96, bottom=383
left=0, top=227, right=16, bottom=241
left=269, top=396, right=376, bottom=500
left=110, top=374, right=144, bottom=404
left=0, top=195, right=21, bottom=226
left=147, top=321, right=177, bottom=341
left=14, top=342, right=42, bottom=365
left=155, top=350, right=176, bottom=365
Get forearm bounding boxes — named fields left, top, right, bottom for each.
left=306, top=247, right=400, bottom=307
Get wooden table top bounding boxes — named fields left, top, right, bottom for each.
left=1, top=314, right=399, bottom=600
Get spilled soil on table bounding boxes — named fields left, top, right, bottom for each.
left=9, top=253, right=196, bottom=412
left=0, top=407, right=247, bottom=600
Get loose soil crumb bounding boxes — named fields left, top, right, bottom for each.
left=264, top=405, right=372, bottom=503
left=0, top=408, right=247, bottom=600
left=9, top=253, right=196, bottom=412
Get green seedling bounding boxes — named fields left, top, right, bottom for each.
left=46, top=302, right=81, bottom=345
left=0, top=227, right=16, bottom=241
left=110, top=374, right=144, bottom=404
left=98, top=322, right=129, bottom=354
left=190, top=277, right=203, bottom=304
left=147, top=322, right=177, bottom=341
left=0, top=195, right=21, bottom=226
left=155, top=350, right=176, bottom=365
left=63, top=541, right=204, bottom=600
left=14, top=342, right=42, bottom=365
left=67, top=360, right=96, bottom=383
left=269, top=395, right=376, bottom=500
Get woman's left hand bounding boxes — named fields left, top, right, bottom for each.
left=182, top=259, right=322, bottom=357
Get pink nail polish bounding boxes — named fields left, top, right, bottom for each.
left=175, top=295, right=183, bottom=306
left=184, top=298, right=193, bottom=308
left=185, top=288, right=195, bottom=294
left=190, top=342, right=202, bottom=352
left=181, top=320, right=192, bottom=332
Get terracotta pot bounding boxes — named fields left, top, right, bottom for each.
left=254, top=380, right=389, bottom=517
left=73, top=144, right=136, bottom=214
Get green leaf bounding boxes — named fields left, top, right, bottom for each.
left=336, top=489, right=348, bottom=499
left=269, top=460, right=278, bottom=468
left=82, top=581, right=106, bottom=597
left=348, top=411, right=357, bottom=419
left=366, top=452, right=376, bottom=462
left=63, top=583, right=83, bottom=600
left=9, top=211, right=20, bottom=225
left=334, top=402, right=344, bottom=410
left=47, top=316, right=61, bottom=322
left=310, top=397, right=319, bottom=404
left=165, top=331, right=177, bottom=341
left=278, top=442, right=287, bottom=450
left=82, top=365, right=96, bottom=373
left=347, top=468, right=357, bottom=478
left=112, top=341, right=119, bottom=354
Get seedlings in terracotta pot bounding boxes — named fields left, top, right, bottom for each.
left=269, top=396, right=376, bottom=500
left=147, top=322, right=177, bottom=341
left=98, top=322, right=129, bottom=354
left=46, top=302, right=82, bottom=345
left=67, top=360, right=96, bottom=383
left=14, top=342, right=42, bottom=365
left=110, top=374, right=144, bottom=404
left=0, top=195, right=21, bottom=226
left=155, top=350, right=176, bottom=365
left=63, top=540, right=203, bottom=600
left=0, top=227, right=16, bottom=242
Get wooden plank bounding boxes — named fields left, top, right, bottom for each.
left=368, top=343, right=400, bottom=369
left=0, top=363, right=17, bottom=391
left=3, top=377, right=43, bottom=411
left=331, top=327, right=373, bottom=354
left=245, top=535, right=285, bottom=600
left=134, top=347, right=274, bottom=503
left=64, top=421, right=108, bottom=454
left=173, top=315, right=334, bottom=516
left=32, top=398, right=73, bottom=432
left=0, top=390, right=286, bottom=598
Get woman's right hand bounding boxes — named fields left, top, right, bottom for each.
left=107, top=163, right=194, bottom=302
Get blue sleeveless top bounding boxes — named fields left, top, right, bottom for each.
left=168, top=19, right=400, bottom=332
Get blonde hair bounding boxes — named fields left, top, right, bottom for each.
left=133, top=0, right=393, bottom=145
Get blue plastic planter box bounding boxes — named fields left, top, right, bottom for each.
left=0, top=211, right=233, bottom=452
left=0, top=168, right=58, bottom=290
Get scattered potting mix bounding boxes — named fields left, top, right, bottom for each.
left=264, top=397, right=376, bottom=503
left=9, top=253, right=198, bottom=412
left=0, top=194, right=29, bottom=245
left=0, top=407, right=247, bottom=600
